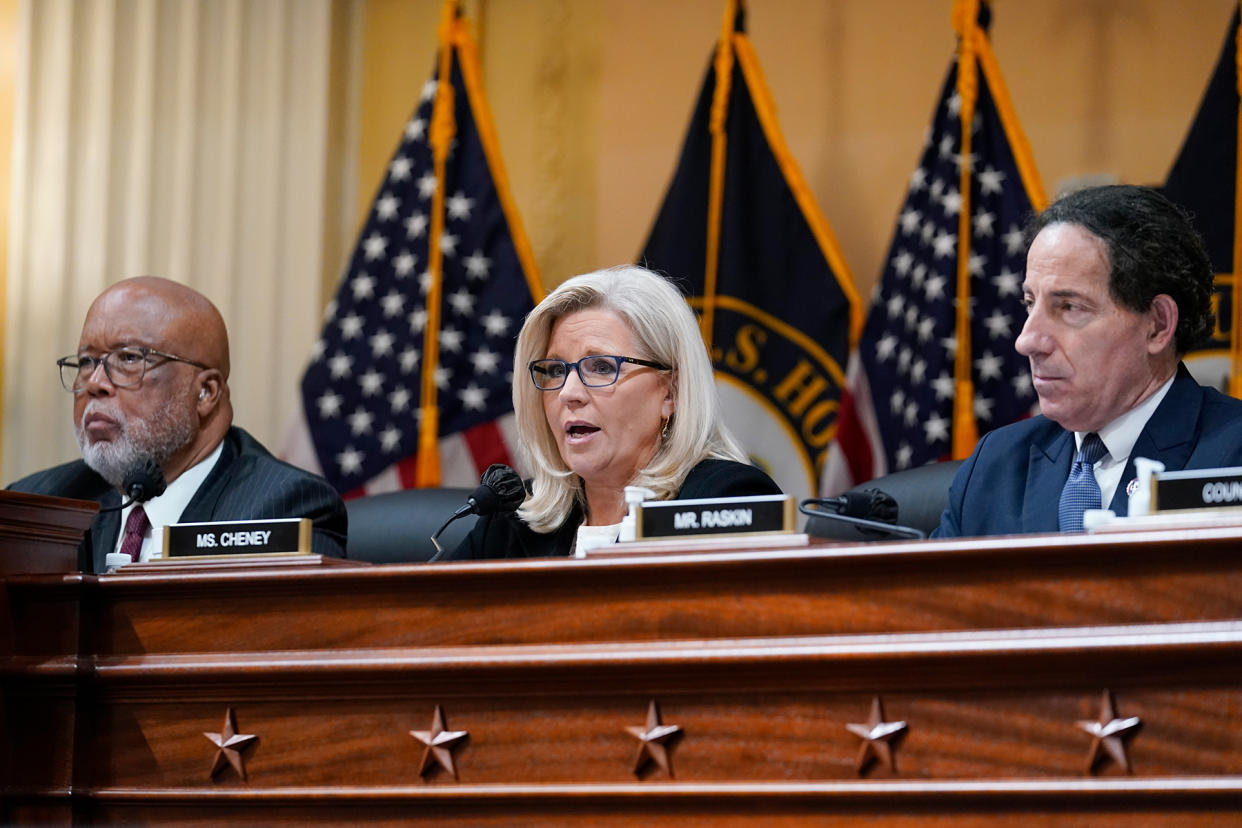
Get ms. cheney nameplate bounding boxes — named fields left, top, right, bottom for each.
left=162, top=518, right=311, bottom=558
left=635, top=494, right=795, bottom=540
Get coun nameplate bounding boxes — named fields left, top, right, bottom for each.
left=1151, top=465, right=1242, bottom=512
left=162, top=517, right=311, bottom=558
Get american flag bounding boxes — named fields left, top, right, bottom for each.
left=283, top=13, right=541, bottom=496
left=824, top=4, right=1044, bottom=491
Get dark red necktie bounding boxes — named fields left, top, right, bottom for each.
left=118, top=505, right=150, bottom=562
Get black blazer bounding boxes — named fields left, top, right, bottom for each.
left=8, top=426, right=348, bottom=572
left=447, top=458, right=782, bottom=560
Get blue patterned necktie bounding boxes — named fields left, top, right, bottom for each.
left=1058, top=433, right=1108, bottom=532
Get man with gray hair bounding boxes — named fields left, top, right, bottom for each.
left=8, top=277, right=346, bottom=571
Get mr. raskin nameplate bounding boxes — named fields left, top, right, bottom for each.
left=162, top=517, right=311, bottom=558
left=635, top=494, right=795, bottom=540
left=1151, top=465, right=1242, bottom=512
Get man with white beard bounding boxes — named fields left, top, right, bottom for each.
left=8, top=277, right=346, bottom=571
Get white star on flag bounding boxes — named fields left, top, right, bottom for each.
left=358, top=370, right=384, bottom=396
left=375, top=193, right=401, bottom=221
left=446, top=191, right=474, bottom=220
left=363, top=233, right=388, bottom=261
left=480, top=310, right=511, bottom=337
left=389, top=155, right=413, bottom=181
left=317, top=391, right=342, bottom=418
left=351, top=275, right=376, bottom=301
left=393, top=252, right=417, bottom=277
left=463, top=252, right=491, bottom=279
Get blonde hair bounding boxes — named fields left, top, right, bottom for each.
left=514, top=265, right=746, bottom=532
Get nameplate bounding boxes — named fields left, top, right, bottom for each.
left=1151, top=466, right=1242, bottom=512
left=635, top=494, right=795, bottom=540
left=161, top=518, right=311, bottom=558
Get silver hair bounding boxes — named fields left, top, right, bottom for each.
left=513, top=265, right=746, bottom=532
left=74, top=396, right=195, bottom=488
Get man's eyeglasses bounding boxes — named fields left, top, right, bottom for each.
left=529, top=354, right=669, bottom=391
left=57, top=346, right=209, bottom=392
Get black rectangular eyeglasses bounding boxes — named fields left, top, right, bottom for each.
left=528, top=354, right=668, bottom=390
left=57, top=346, right=209, bottom=392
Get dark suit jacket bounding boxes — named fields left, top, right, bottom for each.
left=447, top=457, right=782, bottom=560
left=8, top=426, right=347, bottom=572
left=934, top=365, right=1242, bottom=538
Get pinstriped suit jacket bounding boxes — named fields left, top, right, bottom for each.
left=7, top=426, right=347, bottom=572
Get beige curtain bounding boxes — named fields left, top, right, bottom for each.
left=2, top=0, right=358, bottom=483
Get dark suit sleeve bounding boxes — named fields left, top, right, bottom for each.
left=242, top=469, right=348, bottom=558
left=931, top=447, right=979, bottom=539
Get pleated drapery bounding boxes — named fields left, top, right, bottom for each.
left=3, top=0, right=358, bottom=482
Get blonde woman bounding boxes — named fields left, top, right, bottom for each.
left=448, top=265, right=780, bottom=559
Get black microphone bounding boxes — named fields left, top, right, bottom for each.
left=99, top=458, right=168, bottom=513
left=817, top=488, right=899, bottom=523
left=123, top=457, right=168, bottom=503
left=428, top=464, right=525, bottom=560
left=461, top=463, right=526, bottom=519
left=799, top=487, right=925, bottom=540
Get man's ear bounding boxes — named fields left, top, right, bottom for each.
left=1147, top=294, right=1179, bottom=354
left=195, top=371, right=224, bottom=413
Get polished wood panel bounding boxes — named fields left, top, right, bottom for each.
left=0, top=490, right=95, bottom=574
left=3, top=519, right=1242, bottom=823
left=82, top=527, right=1242, bottom=655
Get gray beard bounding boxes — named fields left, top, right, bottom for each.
left=74, top=397, right=196, bottom=489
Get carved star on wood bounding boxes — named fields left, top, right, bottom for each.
left=626, top=700, right=683, bottom=777
left=203, top=707, right=258, bottom=781
left=1077, top=689, right=1141, bottom=774
left=846, top=696, right=908, bottom=776
left=410, top=705, right=469, bottom=780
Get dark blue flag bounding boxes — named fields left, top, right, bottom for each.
left=1164, top=5, right=1240, bottom=395
left=641, top=3, right=861, bottom=499
left=286, top=9, right=541, bottom=495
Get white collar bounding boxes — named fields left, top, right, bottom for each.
left=1075, top=372, right=1176, bottom=461
left=117, top=440, right=225, bottom=561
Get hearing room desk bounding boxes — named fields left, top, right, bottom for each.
left=3, top=519, right=1242, bottom=824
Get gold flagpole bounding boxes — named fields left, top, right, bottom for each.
left=1231, top=0, right=1242, bottom=396
left=951, top=0, right=980, bottom=458
left=702, top=0, right=740, bottom=347
left=415, top=0, right=460, bottom=487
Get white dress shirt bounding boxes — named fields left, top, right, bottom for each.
left=113, top=442, right=224, bottom=562
left=1071, top=373, right=1175, bottom=510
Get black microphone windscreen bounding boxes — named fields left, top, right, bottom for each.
left=481, top=463, right=525, bottom=513
left=860, top=488, right=898, bottom=523
left=465, top=464, right=525, bottom=517
left=838, top=488, right=898, bottom=523
left=123, top=458, right=167, bottom=503
left=839, top=490, right=875, bottom=518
